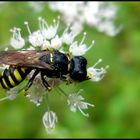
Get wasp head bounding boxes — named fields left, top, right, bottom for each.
left=69, top=56, right=89, bottom=82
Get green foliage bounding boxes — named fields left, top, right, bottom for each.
left=0, top=1, right=139, bottom=138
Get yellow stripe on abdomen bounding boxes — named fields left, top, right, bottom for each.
left=14, top=69, right=22, bottom=81
left=2, top=78, right=10, bottom=89
left=8, top=76, right=16, bottom=86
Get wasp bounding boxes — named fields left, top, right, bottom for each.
left=0, top=50, right=91, bottom=93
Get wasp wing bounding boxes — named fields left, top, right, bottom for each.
left=0, top=50, right=54, bottom=70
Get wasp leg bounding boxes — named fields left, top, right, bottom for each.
left=60, top=74, right=67, bottom=81
left=66, top=79, right=72, bottom=85
left=59, top=74, right=72, bottom=85
left=41, top=73, right=51, bottom=91
left=24, top=70, right=39, bottom=93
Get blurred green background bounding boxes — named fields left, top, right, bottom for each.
left=0, top=1, right=139, bottom=138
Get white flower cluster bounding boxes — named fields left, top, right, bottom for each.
left=0, top=16, right=108, bottom=133
left=48, top=2, right=122, bottom=36
left=28, top=2, right=45, bottom=13
left=9, top=16, right=95, bottom=57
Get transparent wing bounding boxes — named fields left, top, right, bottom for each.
left=0, top=50, right=54, bottom=70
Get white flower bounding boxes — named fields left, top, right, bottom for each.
left=26, top=72, right=46, bottom=106
left=97, top=19, right=123, bottom=37
left=41, top=40, right=51, bottom=50
left=28, top=30, right=44, bottom=47
left=10, top=27, right=25, bottom=49
left=41, top=35, right=62, bottom=51
left=84, top=2, right=122, bottom=36
left=61, top=24, right=78, bottom=45
left=28, top=2, right=44, bottom=13
left=50, top=35, right=62, bottom=50
left=69, top=32, right=95, bottom=56
left=42, top=111, right=58, bottom=133
left=87, top=59, right=109, bottom=82
left=5, top=15, right=108, bottom=133
left=38, top=16, right=60, bottom=40
left=49, top=2, right=84, bottom=23
left=83, top=2, right=100, bottom=26
left=0, top=86, right=20, bottom=101
left=24, top=21, right=44, bottom=47
left=70, top=21, right=83, bottom=35
left=67, top=89, right=94, bottom=117
left=26, top=90, right=45, bottom=106
left=48, top=2, right=122, bottom=36
left=0, top=64, right=9, bottom=70
left=49, top=2, right=84, bottom=34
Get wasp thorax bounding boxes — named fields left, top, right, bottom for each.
left=69, top=56, right=88, bottom=82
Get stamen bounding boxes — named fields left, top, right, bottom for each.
left=13, top=28, right=17, bottom=38
left=10, top=27, right=16, bottom=38
left=38, top=17, right=43, bottom=29
left=105, top=65, right=110, bottom=70
left=9, top=29, right=14, bottom=33
left=85, top=102, right=95, bottom=107
left=38, top=16, right=42, bottom=21
left=0, top=96, right=9, bottom=101
left=17, top=28, right=21, bottom=35
left=78, top=106, right=89, bottom=117
left=38, top=17, right=42, bottom=29
left=62, top=23, right=71, bottom=35
left=57, top=16, right=60, bottom=20
left=87, top=40, right=95, bottom=51
left=16, top=28, right=22, bottom=41
left=79, top=32, right=87, bottom=46
left=53, top=19, right=56, bottom=24
left=17, top=28, right=21, bottom=31
left=42, top=19, right=49, bottom=29
left=48, top=112, right=51, bottom=127
left=93, top=58, right=102, bottom=67
left=77, top=89, right=84, bottom=95
left=55, top=16, right=60, bottom=30
left=24, top=21, right=31, bottom=34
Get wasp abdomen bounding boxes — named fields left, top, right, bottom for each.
left=0, top=66, right=30, bottom=89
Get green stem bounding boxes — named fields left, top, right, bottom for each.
left=57, top=86, right=68, bottom=98
left=45, top=92, right=50, bottom=111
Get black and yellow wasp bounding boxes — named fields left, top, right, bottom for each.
left=0, top=50, right=90, bottom=92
